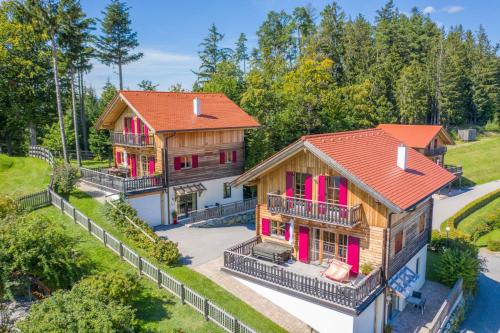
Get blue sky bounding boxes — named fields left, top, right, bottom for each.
left=81, top=0, right=500, bottom=94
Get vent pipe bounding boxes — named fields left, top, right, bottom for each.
left=193, top=97, right=201, bottom=116
left=397, top=144, right=407, bottom=170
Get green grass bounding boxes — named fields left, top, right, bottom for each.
left=457, top=197, right=500, bottom=235
left=446, top=135, right=500, bottom=185
left=68, top=190, right=286, bottom=333
left=426, top=250, right=441, bottom=282
left=477, top=229, right=500, bottom=247
left=0, top=154, right=51, bottom=197
left=28, top=206, right=222, bottom=333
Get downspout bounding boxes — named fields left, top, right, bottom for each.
left=163, top=133, right=176, bottom=224
left=382, top=211, right=395, bottom=330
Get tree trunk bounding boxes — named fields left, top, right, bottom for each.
left=70, top=69, right=81, bottom=166
left=78, top=68, right=89, bottom=151
left=28, top=120, right=37, bottom=146
left=118, top=60, right=123, bottom=90
left=51, top=36, right=69, bottom=163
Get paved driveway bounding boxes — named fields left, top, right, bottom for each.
left=155, top=223, right=255, bottom=267
left=432, top=180, right=500, bottom=229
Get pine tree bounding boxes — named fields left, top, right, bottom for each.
left=343, top=14, right=373, bottom=84
left=396, top=61, right=428, bottom=123
left=95, top=0, right=142, bottom=90
left=137, top=80, right=158, bottom=91
left=234, top=33, right=249, bottom=73
left=292, top=6, right=316, bottom=58
left=195, top=24, right=232, bottom=85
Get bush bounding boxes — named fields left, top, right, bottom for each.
left=430, top=230, right=470, bottom=252
left=360, top=263, right=374, bottom=275
left=484, top=117, right=500, bottom=132
left=0, top=196, right=18, bottom=219
left=72, top=272, right=140, bottom=306
left=487, top=239, right=500, bottom=252
left=52, top=163, right=79, bottom=196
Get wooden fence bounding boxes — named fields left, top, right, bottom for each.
left=17, top=189, right=257, bottom=333
left=79, top=167, right=164, bottom=194
left=16, top=190, right=51, bottom=210
left=28, top=146, right=54, bottom=167
left=428, top=278, right=464, bottom=333
left=223, top=236, right=383, bottom=312
left=187, top=198, right=257, bottom=224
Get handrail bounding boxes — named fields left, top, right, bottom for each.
left=424, top=146, right=447, bottom=156
left=110, top=132, right=154, bottom=147
left=187, top=198, right=257, bottom=224
left=428, top=278, right=463, bottom=333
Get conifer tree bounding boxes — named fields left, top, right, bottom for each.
left=234, top=33, right=249, bottom=73
left=195, top=24, right=232, bottom=85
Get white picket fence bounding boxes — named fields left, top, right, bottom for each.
left=20, top=189, right=257, bottom=333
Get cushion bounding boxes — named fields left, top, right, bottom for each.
left=323, top=259, right=352, bottom=282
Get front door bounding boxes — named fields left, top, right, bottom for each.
left=311, top=229, right=338, bottom=266
left=176, top=193, right=197, bottom=218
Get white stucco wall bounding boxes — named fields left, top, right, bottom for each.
left=128, top=192, right=162, bottom=227
left=236, top=277, right=383, bottom=333
left=397, top=244, right=428, bottom=311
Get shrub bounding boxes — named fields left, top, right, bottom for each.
left=430, top=230, right=470, bottom=252
left=72, top=272, right=140, bottom=306
left=487, top=239, right=500, bottom=252
left=360, top=263, right=374, bottom=275
left=484, top=117, right=500, bottom=132
left=151, top=240, right=181, bottom=265
left=0, top=196, right=18, bottom=219
left=52, top=163, right=79, bottom=196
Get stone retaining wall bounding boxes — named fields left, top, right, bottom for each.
left=188, top=210, right=255, bottom=228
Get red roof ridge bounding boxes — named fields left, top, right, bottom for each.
left=120, top=90, right=226, bottom=96
left=302, top=128, right=383, bottom=142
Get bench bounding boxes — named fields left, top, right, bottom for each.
left=252, top=241, right=292, bottom=264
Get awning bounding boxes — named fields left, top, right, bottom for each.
left=388, top=266, right=419, bottom=298
left=173, top=183, right=207, bottom=196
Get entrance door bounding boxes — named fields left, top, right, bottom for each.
left=322, top=230, right=336, bottom=264
left=176, top=193, right=197, bottom=218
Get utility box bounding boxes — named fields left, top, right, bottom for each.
left=458, top=128, right=476, bottom=141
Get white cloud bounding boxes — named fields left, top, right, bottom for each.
left=84, top=48, right=199, bottom=94
left=423, top=6, right=435, bottom=14
left=443, top=6, right=464, bottom=14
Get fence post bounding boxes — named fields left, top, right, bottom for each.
left=87, top=218, right=92, bottom=234
left=138, top=256, right=142, bottom=275
left=204, top=298, right=209, bottom=321
left=180, top=284, right=185, bottom=304
left=119, top=242, right=124, bottom=259
left=233, top=318, right=239, bottom=333
left=157, top=267, right=162, bottom=288
left=72, top=207, right=77, bottom=224
left=60, top=199, right=64, bottom=213
left=103, top=230, right=107, bottom=246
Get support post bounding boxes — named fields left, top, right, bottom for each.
left=138, top=256, right=142, bottom=275
left=157, top=267, right=162, bottom=288
left=204, top=298, right=209, bottom=321
left=180, top=284, right=185, bottom=304
left=119, top=242, right=124, bottom=259
left=87, top=218, right=92, bottom=234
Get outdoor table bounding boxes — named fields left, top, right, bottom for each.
left=407, top=296, right=426, bottom=314
left=252, top=242, right=291, bottom=264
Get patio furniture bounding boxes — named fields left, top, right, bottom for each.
left=407, top=291, right=426, bottom=314
left=252, top=241, right=291, bottom=264
left=321, top=258, right=352, bottom=282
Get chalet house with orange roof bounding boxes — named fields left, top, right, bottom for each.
left=376, top=124, right=463, bottom=179
left=225, top=128, right=456, bottom=333
left=90, top=91, right=259, bottom=226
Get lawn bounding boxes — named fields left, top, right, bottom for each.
left=477, top=229, right=500, bottom=247
left=28, top=206, right=222, bottom=333
left=0, top=154, right=51, bottom=197
left=446, top=134, right=500, bottom=185
left=426, top=250, right=441, bottom=283
left=68, top=190, right=287, bottom=333
left=456, top=197, right=500, bottom=235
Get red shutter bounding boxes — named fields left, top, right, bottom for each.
left=130, top=118, right=135, bottom=134
left=123, top=118, right=129, bottom=134
left=286, top=172, right=294, bottom=197
left=136, top=118, right=142, bottom=134
left=261, top=218, right=270, bottom=236
left=232, top=150, right=237, bottom=163
left=347, top=236, right=360, bottom=275
left=130, top=154, right=137, bottom=177
left=220, top=151, right=225, bottom=164
left=285, top=223, right=290, bottom=241
left=339, top=177, right=348, bottom=205
left=115, top=151, right=119, bottom=167
left=304, top=174, right=312, bottom=200
left=298, top=226, right=309, bottom=263
left=174, top=157, right=181, bottom=171
left=144, top=126, right=149, bottom=145
left=192, top=155, right=198, bottom=168
left=149, top=157, right=155, bottom=175
left=318, top=175, right=326, bottom=214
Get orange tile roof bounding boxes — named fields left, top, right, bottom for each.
left=119, top=91, right=259, bottom=132
left=376, top=124, right=447, bottom=149
left=304, top=129, right=456, bottom=211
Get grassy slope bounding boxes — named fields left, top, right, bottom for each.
left=477, top=229, right=500, bottom=247
left=457, top=197, right=500, bottom=234
left=28, top=206, right=222, bottom=333
left=0, top=155, right=51, bottom=197
left=446, top=135, right=500, bottom=185
left=68, top=190, right=287, bottom=333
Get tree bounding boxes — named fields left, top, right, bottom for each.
left=292, top=6, right=316, bottom=58
left=95, top=0, right=142, bottom=90
left=396, top=61, right=428, bottom=123
left=168, top=83, right=185, bottom=92
left=234, top=33, right=249, bottom=73
left=343, top=15, right=373, bottom=84
left=202, top=61, right=244, bottom=102
left=137, top=79, right=158, bottom=91
left=195, top=24, right=232, bottom=85
left=88, top=81, right=115, bottom=160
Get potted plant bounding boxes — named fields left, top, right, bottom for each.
left=171, top=210, right=178, bottom=225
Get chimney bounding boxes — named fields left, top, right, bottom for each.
left=397, top=144, right=407, bottom=170
left=193, top=97, right=201, bottom=116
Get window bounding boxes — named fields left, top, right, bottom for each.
left=294, top=173, right=307, bottom=199
left=180, top=156, right=192, bottom=169
left=223, top=183, right=231, bottom=199
left=270, top=220, right=286, bottom=238
left=224, top=150, right=233, bottom=164
left=419, top=214, right=426, bottom=234
left=140, top=155, right=148, bottom=176
left=337, top=234, right=348, bottom=262
left=415, top=257, right=420, bottom=275
left=326, top=176, right=341, bottom=204
left=395, top=230, right=404, bottom=255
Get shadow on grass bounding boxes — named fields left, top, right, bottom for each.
left=134, top=288, right=175, bottom=323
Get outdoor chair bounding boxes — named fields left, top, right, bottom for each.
left=321, top=258, right=352, bottom=283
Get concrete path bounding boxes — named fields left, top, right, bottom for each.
left=155, top=223, right=255, bottom=267
left=194, top=257, right=312, bottom=333
left=432, top=180, right=500, bottom=229
left=461, top=249, right=500, bottom=333
left=76, top=180, right=118, bottom=204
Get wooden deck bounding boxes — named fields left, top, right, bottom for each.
left=110, top=132, right=154, bottom=147
left=79, top=167, right=164, bottom=194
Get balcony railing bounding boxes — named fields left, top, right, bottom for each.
left=267, top=193, right=362, bottom=227
left=424, top=146, right=447, bottom=156
left=80, top=167, right=163, bottom=194
left=223, top=236, right=384, bottom=313
left=186, top=198, right=257, bottom=224
left=110, top=132, right=154, bottom=147
left=444, top=164, right=463, bottom=176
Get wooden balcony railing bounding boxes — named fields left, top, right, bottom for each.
left=186, top=198, right=257, bottom=224
left=267, top=193, right=362, bottom=227
left=424, top=146, right=447, bottom=156
left=110, top=132, right=154, bottom=147
left=444, top=164, right=463, bottom=176
left=223, top=236, right=384, bottom=312
left=80, top=167, right=163, bottom=193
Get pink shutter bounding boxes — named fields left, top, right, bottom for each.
left=130, top=154, right=137, bottom=177
left=339, top=177, right=348, bottom=205
left=192, top=155, right=198, bottom=168
left=149, top=157, right=155, bottom=175
left=232, top=150, right=237, bottom=163
left=114, top=151, right=119, bottom=167
left=220, top=151, right=225, bottom=164
left=347, top=236, right=360, bottom=275
left=284, top=223, right=290, bottom=241
left=298, top=226, right=309, bottom=263
left=123, top=118, right=129, bottom=134
left=130, top=118, right=135, bottom=134
left=261, top=218, right=270, bottom=236
left=144, top=126, right=149, bottom=145
left=285, top=172, right=294, bottom=197
left=318, top=175, right=326, bottom=214
left=304, top=174, right=312, bottom=200
left=174, top=157, right=181, bottom=171
left=136, top=119, right=142, bottom=134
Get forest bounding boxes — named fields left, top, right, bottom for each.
left=0, top=0, right=498, bottom=168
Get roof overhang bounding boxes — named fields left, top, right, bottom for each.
left=438, top=128, right=455, bottom=146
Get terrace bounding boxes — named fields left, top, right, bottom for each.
left=79, top=167, right=163, bottom=194
left=222, top=236, right=384, bottom=314
left=423, top=146, right=447, bottom=156
left=110, top=132, right=154, bottom=148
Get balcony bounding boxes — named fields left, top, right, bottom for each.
left=267, top=193, right=362, bottom=227
left=444, top=164, right=463, bottom=176
left=110, top=132, right=154, bottom=147
left=223, top=236, right=384, bottom=313
left=79, top=167, right=163, bottom=194
left=424, top=146, right=447, bottom=156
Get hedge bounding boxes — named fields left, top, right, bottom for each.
left=441, top=189, right=500, bottom=232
